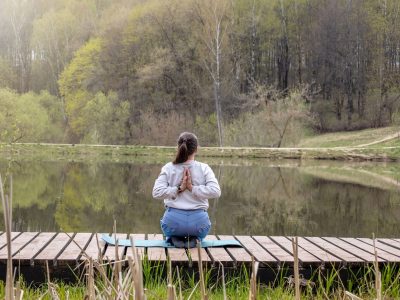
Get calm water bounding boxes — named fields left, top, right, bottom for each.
left=0, top=158, right=399, bottom=237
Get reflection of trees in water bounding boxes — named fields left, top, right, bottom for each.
left=1, top=160, right=400, bottom=236
left=0, top=160, right=165, bottom=232
left=55, top=162, right=164, bottom=232
left=0, top=160, right=64, bottom=209
left=215, top=166, right=400, bottom=236
left=208, top=165, right=222, bottom=234
left=0, top=160, right=64, bottom=231
left=215, top=166, right=316, bottom=235
left=12, top=204, right=58, bottom=231
left=307, top=181, right=400, bottom=237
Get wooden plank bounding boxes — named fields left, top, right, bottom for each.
left=306, top=237, right=363, bottom=263
left=167, top=248, right=188, bottom=262
left=35, top=233, right=74, bottom=262
left=0, top=232, right=38, bottom=258
left=217, top=235, right=252, bottom=263
left=0, top=232, right=21, bottom=250
left=57, top=233, right=93, bottom=261
left=80, top=233, right=104, bottom=261
left=358, top=238, right=400, bottom=258
left=391, top=239, right=400, bottom=243
left=296, top=237, right=341, bottom=262
left=322, top=237, right=384, bottom=262
left=235, top=236, right=276, bottom=263
left=14, top=232, right=57, bottom=262
left=146, top=234, right=167, bottom=261
left=187, top=239, right=212, bottom=263
left=128, top=234, right=146, bottom=259
left=166, top=237, right=188, bottom=262
left=253, top=236, right=294, bottom=262
left=269, top=236, right=320, bottom=263
left=378, top=238, right=400, bottom=249
left=341, top=238, right=400, bottom=262
left=204, top=235, right=233, bottom=263
left=103, top=233, right=128, bottom=261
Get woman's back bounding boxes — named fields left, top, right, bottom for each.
left=152, top=160, right=221, bottom=210
left=152, top=131, right=220, bottom=245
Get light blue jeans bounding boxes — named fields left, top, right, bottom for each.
left=160, top=207, right=211, bottom=241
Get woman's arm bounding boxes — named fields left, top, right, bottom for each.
left=152, top=166, right=179, bottom=199
left=191, top=165, right=221, bottom=200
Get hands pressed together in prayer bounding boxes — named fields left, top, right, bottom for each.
left=179, top=168, right=193, bottom=192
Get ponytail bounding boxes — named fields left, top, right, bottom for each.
left=173, top=132, right=198, bottom=164
left=173, top=142, right=189, bottom=164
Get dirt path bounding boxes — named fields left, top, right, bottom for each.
left=355, top=131, right=400, bottom=147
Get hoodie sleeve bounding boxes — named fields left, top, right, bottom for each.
left=152, top=165, right=178, bottom=200
left=191, top=164, right=221, bottom=200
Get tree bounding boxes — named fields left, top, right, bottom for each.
left=0, top=88, right=61, bottom=143
left=58, top=38, right=104, bottom=140
left=82, top=92, right=130, bottom=144
left=366, top=0, right=400, bottom=126
left=276, top=0, right=290, bottom=92
left=192, top=0, right=232, bottom=147
left=0, top=0, right=36, bottom=93
left=31, top=0, right=99, bottom=95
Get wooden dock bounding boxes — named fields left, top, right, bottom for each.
left=2, top=232, right=400, bottom=268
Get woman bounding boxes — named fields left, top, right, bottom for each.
left=152, top=132, right=221, bottom=247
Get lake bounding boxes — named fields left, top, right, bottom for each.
left=0, top=157, right=399, bottom=237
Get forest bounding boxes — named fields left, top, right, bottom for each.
left=0, top=0, right=400, bottom=146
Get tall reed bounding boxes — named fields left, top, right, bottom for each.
left=0, top=174, right=14, bottom=300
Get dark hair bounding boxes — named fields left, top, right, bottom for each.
left=173, top=132, right=198, bottom=164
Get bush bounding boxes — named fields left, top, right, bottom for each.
left=81, top=92, right=130, bottom=145
left=224, top=87, right=314, bottom=147
left=129, top=110, right=195, bottom=146
left=0, top=89, right=64, bottom=143
left=194, top=114, right=218, bottom=146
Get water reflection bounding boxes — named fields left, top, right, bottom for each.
left=0, top=159, right=399, bottom=237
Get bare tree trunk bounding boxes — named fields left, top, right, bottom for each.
left=250, top=0, right=257, bottom=84
left=214, top=8, right=224, bottom=147
left=378, top=0, right=388, bottom=127
left=195, top=0, right=228, bottom=147
left=294, top=0, right=302, bottom=84
left=9, top=0, right=31, bottom=93
left=277, top=0, right=290, bottom=93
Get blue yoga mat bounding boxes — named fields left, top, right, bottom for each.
left=101, top=234, right=242, bottom=248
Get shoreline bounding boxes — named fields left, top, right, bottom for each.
left=0, top=142, right=399, bottom=162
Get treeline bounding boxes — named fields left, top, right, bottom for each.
left=0, top=0, right=400, bottom=146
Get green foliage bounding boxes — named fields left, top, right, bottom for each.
left=0, top=89, right=63, bottom=143
left=81, top=92, right=130, bottom=144
left=2, top=0, right=400, bottom=144
left=59, top=38, right=103, bottom=139
left=30, top=0, right=101, bottom=94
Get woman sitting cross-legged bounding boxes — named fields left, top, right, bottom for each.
left=152, top=132, right=221, bottom=248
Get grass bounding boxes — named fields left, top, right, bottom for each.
left=0, top=263, right=400, bottom=299
left=299, top=126, right=400, bottom=148
left=373, top=138, right=400, bottom=148
left=1, top=140, right=400, bottom=162
left=0, top=126, right=399, bottom=162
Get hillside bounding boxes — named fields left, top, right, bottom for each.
left=299, top=126, right=400, bottom=148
